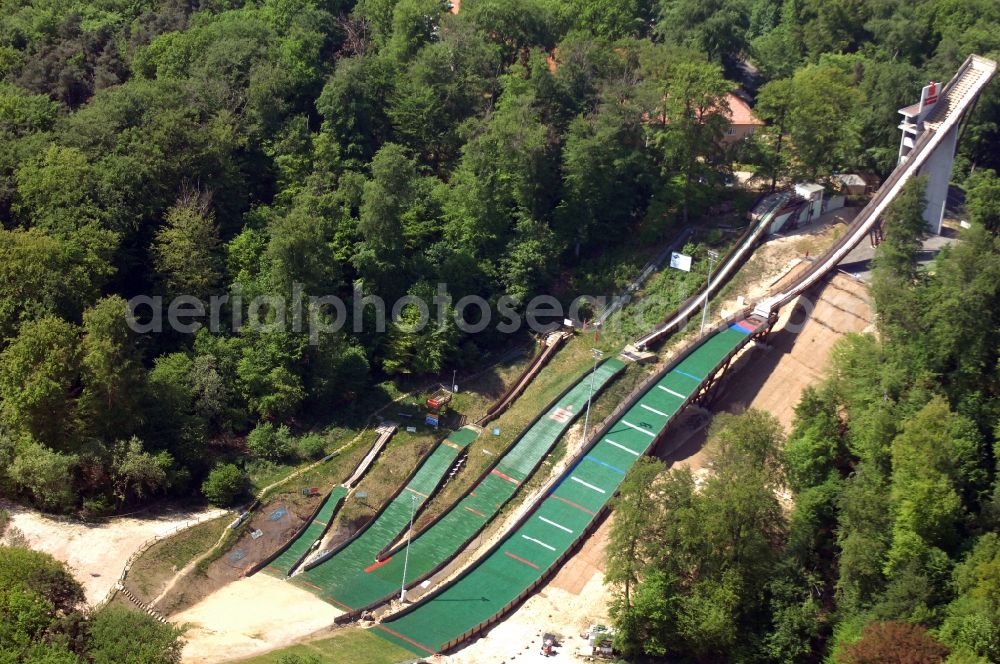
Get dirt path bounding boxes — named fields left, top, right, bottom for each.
left=149, top=518, right=235, bottom=610
left=172, top=574, right=342, bottom=663
left=0, top=501, right=224, bottom=606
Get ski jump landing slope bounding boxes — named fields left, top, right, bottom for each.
left=262, top=486, right=349, bottom=578
left=292, top=427, right=478, bottom=609
left=257, top=424, right=397, bottom=578
left=329, top=359, right=625, bottom=617
left=375, top=319, right=765, bottom=655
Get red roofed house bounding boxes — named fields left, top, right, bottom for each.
left=640, top=91, right=763, bottom=147
left=721, top=93, right=763, bottom=145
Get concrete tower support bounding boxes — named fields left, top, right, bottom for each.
left=898, top=74, right=977, bottom=234
left=898, top=80, right=954, bottom=233
left=918, top=121, right=958, bottom=234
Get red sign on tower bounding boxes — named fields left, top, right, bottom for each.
left=925, top=81, right=938, bottom=105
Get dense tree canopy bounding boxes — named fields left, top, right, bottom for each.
left=607, top=175, right=1000, bottom=660
left=0, top=546, right=182, bottom=662
left=0, top=0, right=998, bottom=660
left=0, top=0, right=995, bottom=530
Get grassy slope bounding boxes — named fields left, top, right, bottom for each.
left=229, top=628, right=413, bottom=664
left=127, top=515, right=231, bottom=603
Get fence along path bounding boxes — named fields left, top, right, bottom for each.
left=94, top=508, right=229, bottom=610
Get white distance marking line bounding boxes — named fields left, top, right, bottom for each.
left=606, top=439, right=639, bottom=456
left=641, top=404, right=668, bottom=417
left=658, top=385, right=686, bottom=399
left=538, top=516, right=572, bottom=533
left=522, top=535, right=556, bottom=551
left=571, top=477, right=606, bottom=494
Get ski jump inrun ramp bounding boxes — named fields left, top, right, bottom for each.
left=373, top=53, right=997, bottom=656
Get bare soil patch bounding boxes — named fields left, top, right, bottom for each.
left=550, top=515, right=610, bottom=595
left=0, top=500, right=224, bottom=605
left=171, top=574, right=342, bottom=663
left=153, top=494, right=320, bottom=616
left=679, top=272, right=873, bottom=461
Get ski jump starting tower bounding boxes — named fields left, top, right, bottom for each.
left=898, top=56, right=997, bottom=233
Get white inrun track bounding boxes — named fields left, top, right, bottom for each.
left=637, top=54, right=996, bottom=352
left=754, top=54, right=997, bottom=317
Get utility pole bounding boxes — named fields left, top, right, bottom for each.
left=700, top=250, right=719, bottom=335
left=400, top=492, right=416, bottom=603
left=581, top=348, right=603, bottom=444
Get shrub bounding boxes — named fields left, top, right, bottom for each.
left=297, top=433, right=327, bottom=461
left=88, top=606, right=184, bottom=664
left=246, top=423, right=293, bottom=461
left=201, top=464, right=248, bottom=506
left=838, top=621, right=948, bottom=664
left=81, top=496, right=114, bottom=519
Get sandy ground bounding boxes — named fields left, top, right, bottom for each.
left=172, top=574, right=342, bottom=663
left=727, top=273, right=872, bottom=427
left=0, top=501, right=225, bottom=605
left=718, top=206, right=858, bottom=319
left=153, top=497, right=313, bottom=613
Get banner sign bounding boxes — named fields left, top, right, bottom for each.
left=670, top=252, right=692, bottom=272
left=920, top=81, right=939, bottom=113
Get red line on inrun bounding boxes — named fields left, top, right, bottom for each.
left=464, top=505, right=486, bottom=518
left=405, top=486, right=429, bottom=498
left=365, top=556, right=393, bottom=573
left=550, top=494, right=596, bottom=515
left=491, top=469, right=521, bottom=485
left=376, top=624, right=438, bottom=655
left=504, top=550, right=540, bottom=569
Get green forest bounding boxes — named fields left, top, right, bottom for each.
left=1, top=0, right=1000, bottom=662
left=0, top=0, right=997, bottom=538
left=0, top=0, right=1000, bottom=596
